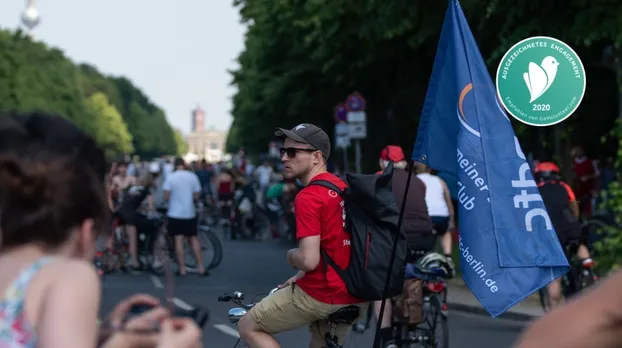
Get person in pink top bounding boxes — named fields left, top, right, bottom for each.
left=0, top=111, right=201, bottom=348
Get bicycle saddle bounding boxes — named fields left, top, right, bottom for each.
left=328, top=305, right=360, bottom=324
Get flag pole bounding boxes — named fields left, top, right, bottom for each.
left=372, top=159, right=415, bottom=348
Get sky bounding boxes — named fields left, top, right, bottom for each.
left=0, top=0, right=246, bottom=134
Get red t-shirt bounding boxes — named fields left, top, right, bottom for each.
left=294, top=172, right=363, bottom=305
left=572, top=157, right=598, bottom=196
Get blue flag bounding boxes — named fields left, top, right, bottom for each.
left=412, top=0, right=569, bottom=317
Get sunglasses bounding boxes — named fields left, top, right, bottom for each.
left=280, top=147, right=317, bottom=158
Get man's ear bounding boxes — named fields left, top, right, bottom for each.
left=314, top=151, right=323, bottom=165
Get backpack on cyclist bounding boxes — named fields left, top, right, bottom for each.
left=308, top=162, right=408, bottom=301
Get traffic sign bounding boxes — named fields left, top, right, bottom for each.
left=335, top=123, right=350, bottom=148
left=346, top=92, right=366, bottom=112
left=334, top=103, right=348, bottom=123
left=348, top=123, right=367, bottom=139
left=347, top=111, right=366, bottom=123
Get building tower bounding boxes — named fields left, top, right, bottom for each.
left=191, top=105, right=205, bottom=133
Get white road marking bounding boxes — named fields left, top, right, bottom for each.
left=173, top=297, right=194, bottom=311
left=150, top=275, right=163, bottom=289
left=213, top=324, right=240, bottom=338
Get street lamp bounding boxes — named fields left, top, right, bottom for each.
left=21, top=0, right=41, bottom=36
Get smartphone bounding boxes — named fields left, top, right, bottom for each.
left=125, top=303, right=209, bottom=329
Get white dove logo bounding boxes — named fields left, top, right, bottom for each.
left=523, top=56, right=560, bottom=103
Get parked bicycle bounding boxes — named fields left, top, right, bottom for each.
left=217, top=288, right=360, bottom=348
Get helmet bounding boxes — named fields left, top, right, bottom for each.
left=148, top=161, right=161, bottom=174
left=534, top=161, right=560, bottom=181
left=416, top=252, right=452, bottom=278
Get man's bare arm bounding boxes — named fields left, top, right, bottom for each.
left=289, top=236, right=321, bottom=272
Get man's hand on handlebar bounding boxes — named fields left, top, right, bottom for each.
left=278, top=270, right=305, bottom=289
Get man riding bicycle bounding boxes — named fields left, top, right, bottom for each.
left=238, top=124, right=365, bottom=348
left=534, top=161, right=595, bottom=309
left=373, top=146, right=454, bottom=348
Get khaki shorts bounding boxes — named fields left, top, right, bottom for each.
left=250, top=283, right=364, bottom=345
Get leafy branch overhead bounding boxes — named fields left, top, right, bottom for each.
left=227, top=0, right=622, bottom=172
left=0, top=29, right=184, bottom=158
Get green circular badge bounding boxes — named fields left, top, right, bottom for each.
left=496, top=36, right=586, bottom=126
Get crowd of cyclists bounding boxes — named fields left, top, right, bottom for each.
left=0, top=110, right=619, bottom=348
left=100, top=134, right=614, bottom=348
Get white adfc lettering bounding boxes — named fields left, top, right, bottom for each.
left=510, top=137, right=552, bottom=231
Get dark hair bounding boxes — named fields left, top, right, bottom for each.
left=0, top=111, right=109, bottom=249
left=174, top=157, right=185, bottom=168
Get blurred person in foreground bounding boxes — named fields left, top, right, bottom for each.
left=516, top=269, right=622, bottom=348
left=238, top=123, right=365, bottom=348
left=0, top=111, right=201, bottom=348
left=373, top=145, right=438, bottom=348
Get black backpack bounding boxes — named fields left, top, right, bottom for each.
left=308, top=162, right=408, bottom=301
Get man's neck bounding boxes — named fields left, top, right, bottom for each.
left=300, top=166, right=327, bottom=186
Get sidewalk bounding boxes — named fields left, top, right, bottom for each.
left=446, top=278, right=544, bottom=321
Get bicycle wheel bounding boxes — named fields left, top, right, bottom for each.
left=184, top=226, right=216, bottom=272
left=150, top=230, right=171, bottom=275
left=206, top=228, right=223, bottom=269
left=422, top=294, right=449, bottom=348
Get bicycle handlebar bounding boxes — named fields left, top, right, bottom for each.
left=218, top=288, right=280, bottom=310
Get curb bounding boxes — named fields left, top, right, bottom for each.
left=448, top=301, right=539, bottom=322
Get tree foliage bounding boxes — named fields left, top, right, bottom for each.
left=0, top=28, right=178, bottom=158
left=82, top=92, right=134, bottom=157
left=173, top=129, right=189, bottom=155
left=594, top=118, right=622, bottom=273
left=228, top=0, right=622, bottom=172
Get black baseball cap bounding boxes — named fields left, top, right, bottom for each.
left=274, top=123, right=331, bottom=159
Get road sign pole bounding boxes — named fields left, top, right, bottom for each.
left=345, top=92, right=366, bottom=173
left=354, top=140, right=361, bottom=173
left=342, top=147, right=349, bottom=173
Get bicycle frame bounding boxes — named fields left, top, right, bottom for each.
left=394, top=278, right=448, bottom=347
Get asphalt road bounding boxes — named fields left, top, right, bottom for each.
left=100, top=232, right=527, bottom=347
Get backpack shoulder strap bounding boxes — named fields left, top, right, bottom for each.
left=307, top=179, right=346, bottom=277
left=307, top=180, right=344, bottom=195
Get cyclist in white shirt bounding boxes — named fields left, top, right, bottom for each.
left=415, top=163, right=456, bottom=260
left=163, top=157, right=207, bottom=277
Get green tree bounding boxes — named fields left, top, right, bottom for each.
left=173, top=129, right=189, bottom=155
left=593, top=118, right=622, bottom=273
left=108, top=78, right=178, bottom=157
left=83, top=92, right=134, bottom=156
left=0, top=28, right=180, bottom=158
left=228, top=0, right=622, bottom=171
left=0, top=29, right=88, bottom=124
